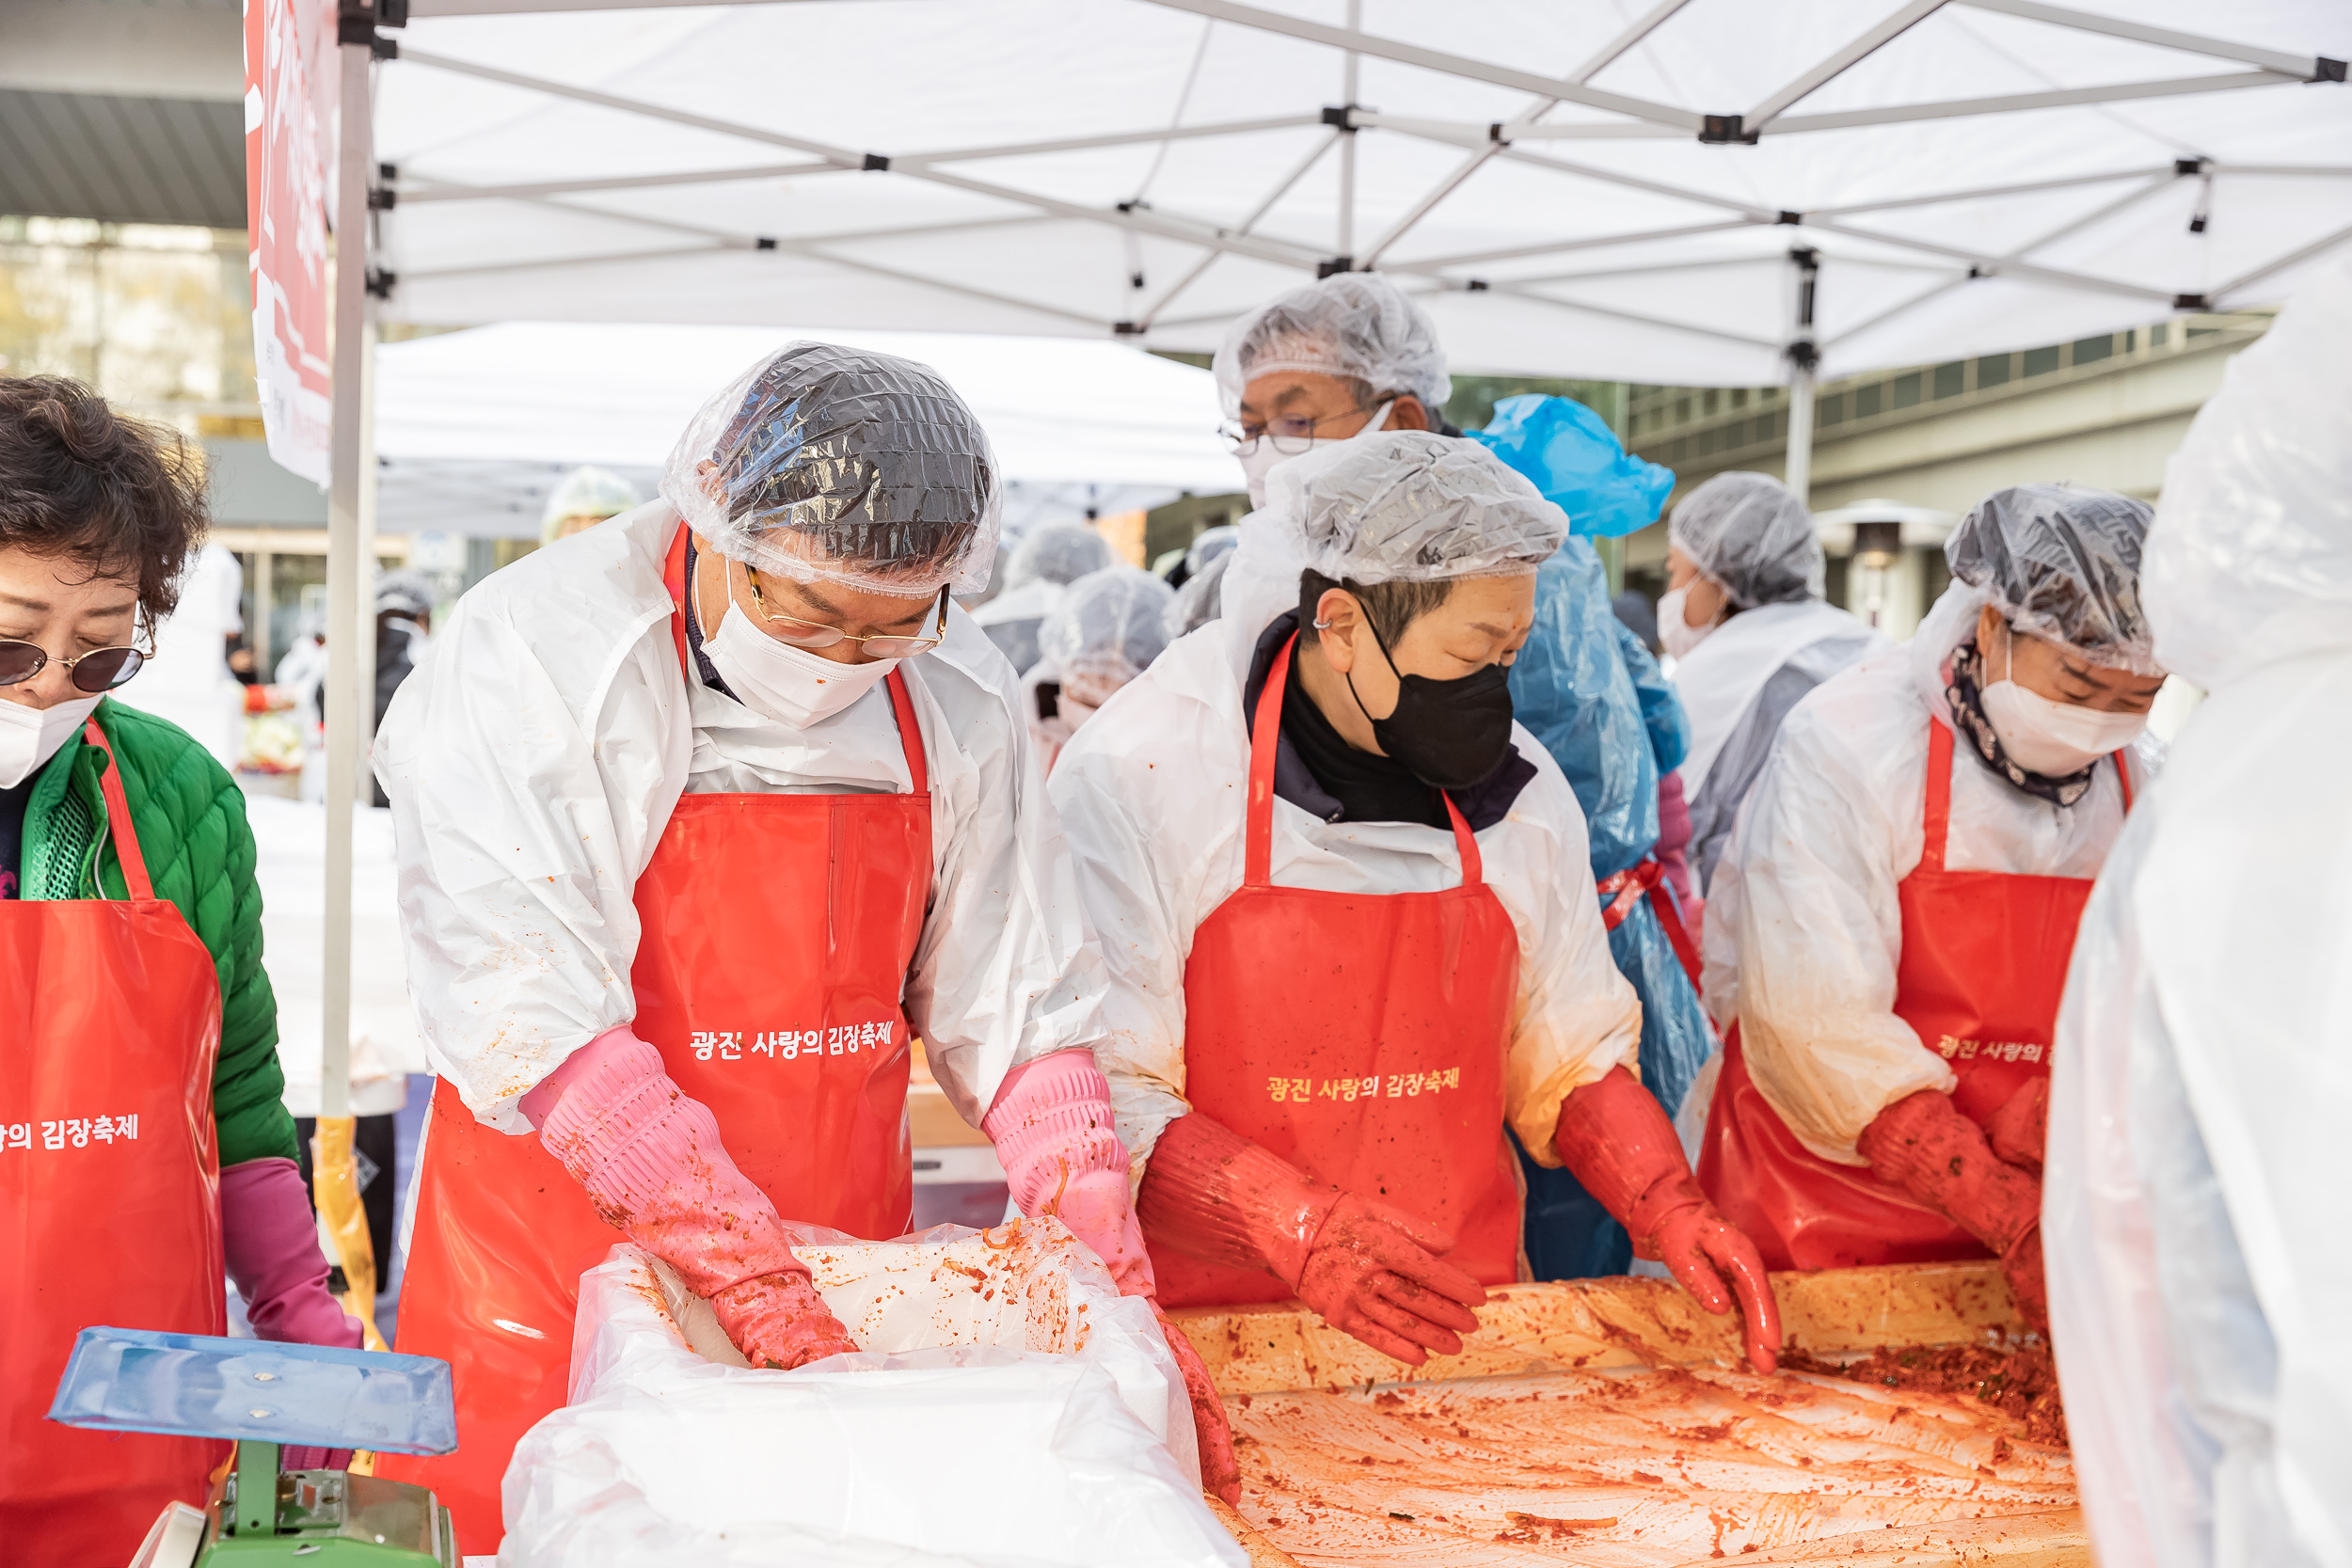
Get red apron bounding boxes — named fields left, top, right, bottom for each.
left=1153, top=634, right=1522, bottom=1308
left=383, top=526, right=932, bottom=1552
left=1698, top=720, right=2129, bottom=1270
left=2, top=718, right=226, bottom=1567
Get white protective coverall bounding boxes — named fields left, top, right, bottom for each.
left=1701, top=581, right=2160, bottom=1164
left=2045, top=258, right=2352, bottom=1568
left=1051, top=464, right=1642, bottom=1176
left=374, top=499, right=1110, bottom=1131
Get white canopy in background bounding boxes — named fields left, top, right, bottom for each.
left=372, top=320, right=1234, bottom=537
left=373, top=0, right=2351, bottom=391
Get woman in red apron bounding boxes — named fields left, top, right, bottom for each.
left=1049, top=432, right=1780, bottom=1375
left=375, top=347, right=1231, bottom=1551
left=1, top=378, right=357, bottom=1565
left=1698, top=484, right=2168, bottom=1319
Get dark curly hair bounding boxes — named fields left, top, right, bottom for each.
left=0, top=375, right=207, bottom=622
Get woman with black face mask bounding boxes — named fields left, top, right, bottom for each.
left=1048, top=431, right=1781, bottom=1377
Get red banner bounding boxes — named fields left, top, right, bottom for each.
left=245, top=0, right=333, bottom=485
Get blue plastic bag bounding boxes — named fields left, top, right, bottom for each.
left=1471, top=394, right=1675, bottom=539
left=1506, top=541, right=1716, bottom=1281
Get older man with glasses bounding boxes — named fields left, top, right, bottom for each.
left=374, top=344, right=1233, bottom=1548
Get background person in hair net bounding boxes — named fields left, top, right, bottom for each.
left=539, top=463, right=641, bottom=544
left=1697, top=483, right=2165, bottom=1324
left=1052, top=431, right=1781, bottom=1377
left=1025, top=563, right=1171, bottom=775
left=1661, top=472, right=1884, bottom=906
left=970, top=520, right=1115, bottom=674
left=373, top=342, right=1235, bottom=1547
left=2045, top=258, right=2352, bottom=1568
left=1162, top=523, right=1238, bottom=641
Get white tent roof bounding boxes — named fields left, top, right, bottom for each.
left=372, top=320, right=1234, bottom=535
left=374, top=0, right=2351, bottom=388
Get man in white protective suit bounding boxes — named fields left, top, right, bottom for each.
left=372, top=344, right=1234, bottom=1550
left=2045, top=256, right=2352, bottom=1568
left=1657, top=471, right=1883, bottom=896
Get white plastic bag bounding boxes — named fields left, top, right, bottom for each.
left=500, top=1218, right=1241, bottom=1568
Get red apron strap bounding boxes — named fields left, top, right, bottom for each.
left=1438, top=789, right=1485, bottom=888
left=1645, top=875, right=1704, bottom=989
left=1242, top=633, right=1294, bottom=889
left=2113, top=747, right=2133, bottom=812
left=884, top=670, right=928, bottom=797
left=1921, top=719, right=1956, bottom=874
left=662, top=520, right=693, bottom=678
left=79, top=716, right=156, bottom=901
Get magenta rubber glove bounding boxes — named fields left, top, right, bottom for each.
left=981, top=1050, right=1153, bottom=1294
left=524, top=1027, right=857, bottom=1369
left=219, top=1157, right=363, bottom=1468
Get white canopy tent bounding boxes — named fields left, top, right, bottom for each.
left=300, top=0, right=2348, bottom=1114
left=372, top=320, right=1233, bottom=538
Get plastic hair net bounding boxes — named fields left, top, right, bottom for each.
left=1667, top=471, right=1823, bottom=609
left=662, top=341, right=1001, bottom=598
left=1183, top=524, right=1240, bottom=578
left=2145, top=255, right=2352, bottom=694
left=374, top=569, right=437, bottom=620
left=1163, top=550, right=1231, bottom=642
left=540, top=465, right=642, bottom=543
left=1472, top=395, right=1674, bottom=541
left=1947, top=483, right=2157, bottom=674
left=1004, top=522, right=1116, bottom=592
left=1038, top=566, right=1174, bottom=707
left=1213, top=273, right=1451, bottom=419
left=1268, top=429, right=1568, bottom=587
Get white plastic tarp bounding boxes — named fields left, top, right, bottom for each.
left=373, top=0, right=2352, bottom=387
left=501, top=1224, right=1239, bottom=1568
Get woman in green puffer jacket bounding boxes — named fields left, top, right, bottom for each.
left=1, top=377, right=359, bottom=1557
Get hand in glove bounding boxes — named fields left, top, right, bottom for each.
left=1551, top=1067, right=1782, bottom=1374
left=526, top=1028, right=858, bottom=1369
left=1136, top=1113, right=1487, bottom=1368
left=1859, top=1089, right=2045, bottom=1327
left=221, top=1157, right=364, bottom=1469
left=1984, top=1078, right=2049, bottom=1175
left=982, top=1052, right=1237, bottom=1497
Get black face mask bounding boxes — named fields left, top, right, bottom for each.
left=1346, top=617, right=1517, bottom=791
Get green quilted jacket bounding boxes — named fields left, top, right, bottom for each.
left=18, top=698, right=296, bottom=1168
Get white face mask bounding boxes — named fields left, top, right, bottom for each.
left=696, top=559, right=902, bottom=731
left=1237, top=401, right=1394, bottom=509
left=0, top=693, right=102, bottom=789
left=1979, top=625, right=2148, bottom=775
left=1657, top=584, right=1717, bottom=661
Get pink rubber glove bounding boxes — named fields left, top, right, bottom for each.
left=1137, top=1112, right=1487, bottom=1367
left=981, top=1050, right=1153, bottom=1294
left=220, top=1157, right=362, bottom=1468
left=525, top=1028, right=858, bottom=1368
left=1551, top=1067, right=1782, bottom=1374
left=981, top=1052, right=1239, bottom=1500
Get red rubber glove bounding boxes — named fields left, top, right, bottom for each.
left=1136, top=1113, right=1487, bottom=1368
left=1985, top=1078, right=2049, bottom=1174
left=527, top=1029, right=858, bottom=1368
left=1551, top=1067, right=1782, bottom=1374
left=1859, top=1089, right=2045, bottom=1327
left=1155, top=1311, right=1241, bottom=1505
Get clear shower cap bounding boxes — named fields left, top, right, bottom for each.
left=540, top=465, right=642, bottom=543
left=662, top=341, right=1002, bottom=598
left=1668, top=470, right=1823, bottom=608
left=1270, top=429, right=1568, bottom=586
left=1038, top=565, right=1174, bottom=707
left=1004, top=522, right=1116, bottom=591
left=373, top=569, right=438, bottom=620
left=1947, top=483, right=2159, bottom=674
left=1213, top=273, right=1451, bottom=419
left=1184, top=524, right=1240, bottom=578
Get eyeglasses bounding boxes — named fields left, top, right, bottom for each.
left=0, top=637, right=152, bottom=693
left=742, top=569, right=951, bottom=658
left=1217, top=407, right=1376, bottom=456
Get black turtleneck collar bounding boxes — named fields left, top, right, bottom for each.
left=1242, top=612, right=1534, bottom=832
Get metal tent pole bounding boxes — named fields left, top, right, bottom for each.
left=1784, top=245, right=1820, bottom=504
left=320, top=35, right=373, bottom=1126
left=1335, top=0, right=1359, bottom=268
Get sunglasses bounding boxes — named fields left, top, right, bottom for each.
left=743, top=569, right=951, bottom=659
left=0, top=637, right=152, bottom=693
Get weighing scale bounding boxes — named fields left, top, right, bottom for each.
left=48, top=1326, right=462, bottom=1566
